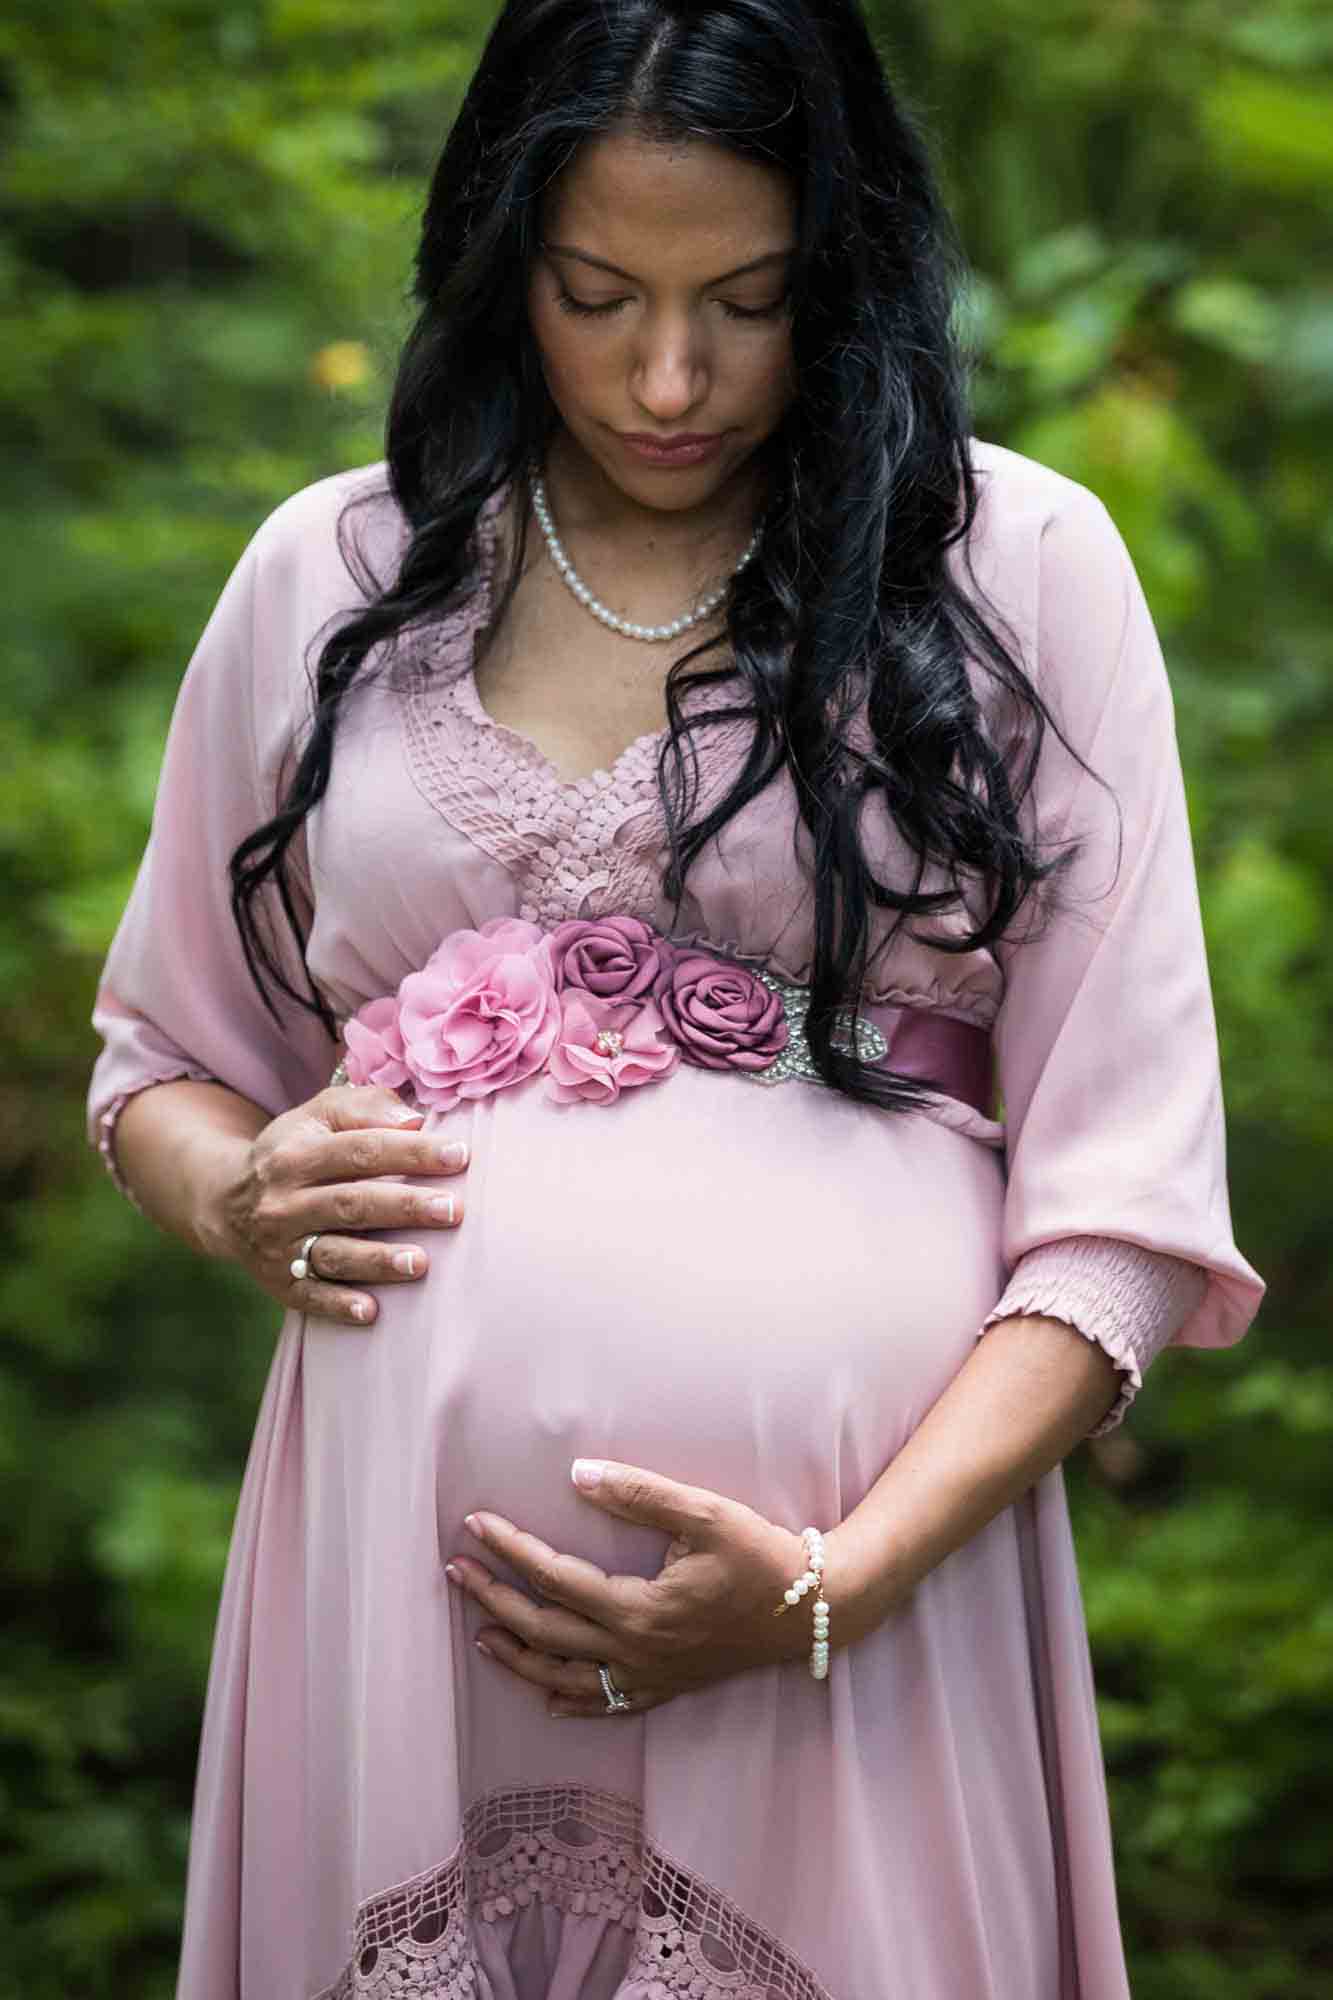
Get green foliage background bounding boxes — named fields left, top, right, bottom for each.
left=2, top=2, right=1329, bottom=1993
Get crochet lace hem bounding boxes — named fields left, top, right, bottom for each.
left=313, top=1781, right=833, bottom=2000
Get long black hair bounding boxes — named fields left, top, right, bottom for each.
left=231, top=0, right=1111, bottom=1114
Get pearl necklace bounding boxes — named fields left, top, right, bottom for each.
left=529, top=468, right=762, bottom=643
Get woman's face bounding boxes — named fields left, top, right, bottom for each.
left=527, top=129, right=799, bottom=515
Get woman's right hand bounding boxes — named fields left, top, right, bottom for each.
left=215, top=1083, right=468, bottom=1326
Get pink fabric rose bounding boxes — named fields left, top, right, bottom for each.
left=397, top=916, right=559, bottom=1110
left=343, top=996, right=410, bottom=1089
left=545, top=993, right=680, bottom=1105
left=658, top=954, right=789, bottom=1073
left=548, top=915, right=672, bottom=1002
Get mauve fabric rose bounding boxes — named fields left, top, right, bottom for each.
left=659, top=953, right=789, bottom=1073
left=548, top=915, right=671, bottom=1002
left=343, top=996, right=410, bottom=1089
left=397, top=916, right=559, bottom=1111
left=546, top=994, right=680, bottom=1106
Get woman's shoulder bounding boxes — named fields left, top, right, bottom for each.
left=965, top=435, right=1119, bottom=550
left=244, top=457, right=406, bottom=603
left=183, top=463, right=409, bottom=768
left=959, top=435, right=1139, bottom=643
left=244, top=459, right=508, bottom=645
left=961, top=437, right=1167, bottom=752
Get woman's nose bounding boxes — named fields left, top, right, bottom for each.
left=631, top=316, right=709, bottom=422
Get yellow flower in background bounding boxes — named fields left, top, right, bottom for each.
left=309, top=340, right=371, bottom=391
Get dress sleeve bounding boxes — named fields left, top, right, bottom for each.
left=973, top=482, right=1266, bottom=1434
left=87, top=508, right=339, bottom=1201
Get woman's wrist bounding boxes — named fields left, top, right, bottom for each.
left=114, top=1081, right=264, bottom=1262
left=820, top=1517, right=906, bottom=1652
left=763, top=1520, right=905, bottom=1664
left=808, top=1315, right=1130, bottom=1663
left=183, top=1125, right=258, bottom=1263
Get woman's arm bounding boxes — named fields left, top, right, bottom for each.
left=88, top=477, right=467, bottom=1323
left=113, top=1079, right=269, bottom=1258
left=826, top=1310, right=1121, bottom=1642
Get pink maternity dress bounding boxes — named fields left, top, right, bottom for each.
left=87, top=438, right=1265, bottom=2000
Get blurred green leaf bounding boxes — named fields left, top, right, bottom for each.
left=1199, top=70, right=1333, bottom=192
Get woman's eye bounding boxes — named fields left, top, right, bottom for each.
left=718, top=298, right=789, bottom=322
left=555, top=290, right=628, bottom=318
left=554, top=289, right=790, bottom=323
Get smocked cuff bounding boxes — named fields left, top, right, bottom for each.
left=980, top=1234, right=1211, bottom=1437
left=93, top=1070, right=220, bottom=1212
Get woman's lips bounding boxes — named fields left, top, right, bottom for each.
left=618, top=433, right=725, bottom=466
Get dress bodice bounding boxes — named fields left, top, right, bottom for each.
left=308, top=473, right=1004, bottom=1035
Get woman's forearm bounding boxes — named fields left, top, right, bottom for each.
left=827, top=1313, right=1123, bottom=1640
left=111, top=1079, right=268, bottom=1258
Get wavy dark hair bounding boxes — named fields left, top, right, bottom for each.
left=231, top=0, right=1112, bottom=1114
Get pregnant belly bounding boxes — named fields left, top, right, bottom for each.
left=301, top=1066, right=1007, bottom=1583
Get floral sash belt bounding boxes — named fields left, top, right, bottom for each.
left=331, top=915, right=992, bottom=1117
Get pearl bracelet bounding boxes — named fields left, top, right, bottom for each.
left=772, top=1525, right=831, bottom=1681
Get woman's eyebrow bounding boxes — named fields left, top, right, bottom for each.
left=541, top=242, right=795, bottom=286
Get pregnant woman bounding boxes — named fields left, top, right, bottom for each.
left=87, top=2, right=1266, bottom=1995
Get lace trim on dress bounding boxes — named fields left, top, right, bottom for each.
left=405, top=667, right=670, bottom=928
left=399, top=483, right=756, bottom=933
left=980, top=1233, right=1211, bottom=1436
left=397, top=483, right=1006, bottom=1046
left=313, top=1781, right=834, bottom=2000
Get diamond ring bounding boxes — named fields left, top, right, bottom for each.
left=598, top=1663, right=632, bottom=1714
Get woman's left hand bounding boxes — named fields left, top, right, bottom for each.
left=445, top=1459, right=859, bottom=1717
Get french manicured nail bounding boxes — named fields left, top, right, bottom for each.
left=464, top=1513, right=484, bottom=1537
left=475, top=1637, right=494, bottom=1658
left=393, top=1249, right=422, bottom=1276
left=439, top=1141, right=469, bottom=1168
left=444, top=1563, right=462, bottom=1584
left=350, top=1299, right=372, bottom=1322
left=429, top=1195, right=456, bottom=1222
left=389, top=1105, right=420, bottom=1124
left=571, top=1459, right=604, bottom=1490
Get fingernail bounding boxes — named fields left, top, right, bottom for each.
left=548, top=1703, right=573, bottom=1719
left=439, top=1141, right=469, bottom=1168
left=429, top=1195, right=456, bottom=1222
left=350, top=1299, right=372, bottom=1323
left=389, top=1105, right=420, bottom=1124
left=463, top=1513, right=483, bottom=1537
left=571, top=1459, right=604, bottom=1490
left=444, top=1563, right=462, bottom=1584
left=475, top=1638, right=493, bottom=1658
left=393, top=1249, right=421, bottom=1275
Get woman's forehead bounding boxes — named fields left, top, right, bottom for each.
left=541, top=131, right=796, bottom=273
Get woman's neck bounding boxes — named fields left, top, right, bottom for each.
left=539, top=427, right=768, bottom=577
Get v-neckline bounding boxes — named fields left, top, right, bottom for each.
left=459, top=477, right=736, bottom=799
left=456, top=656, right=670, bottom=798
